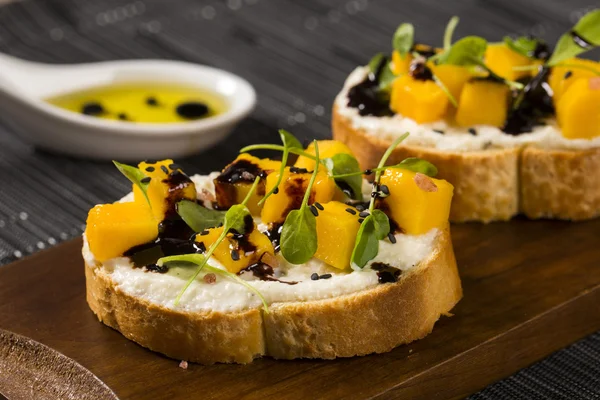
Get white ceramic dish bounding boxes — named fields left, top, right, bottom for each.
left=0, top=53, right=256, bottom=161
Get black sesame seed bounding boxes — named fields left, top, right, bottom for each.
left=169, top=163, right=180, bottom=170
left=81, top=102, right=104, bottom=116
left=118, top=113, right=129, bottom=120
left=319, top=273, right=332, bottom=279
left=564, top=70, right=573, bottom=79
left=359, top=211, right=370, bottom=218
left=358, top=218, right=365, bottom=224
left=176, top=102, right=209, bottom=119
left=371, top=192, right=380, bottom=198
left=433, top=129, right=445, bottom=135
left=468, top=128, right=477, bottom=136
left=380, top=185, right=390, bottom=195
left=315, top=202, right=324, bottom=210
left=217, top=222, right=224, bottom=228
left=290, top=166, right=309, bottom=174
left=160, top=165, right=169, bottom=174
left=200, top=230, right=210, bottom=236
left=345, top=208, right=357, bottom=215
left=145, top=166, right=155, bottom=172
left=231, top=250, right=240, bottom=261
left=310, top=273, right=319, bottom=281
left=355, top=205, right=365, bottom=211
left=310, top=205, right=319, bottom=216
left=387, top=232, right=397, bottom=244
left=273, top=186, right=279, bottom=194
left=146, top=96, right=158, bottom=106
left=363, top=169, right=372, bottom=175
left=140, top=177, right=151, bottom=184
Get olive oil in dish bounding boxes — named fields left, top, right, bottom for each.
left=46, top=83, right=227, bottom=123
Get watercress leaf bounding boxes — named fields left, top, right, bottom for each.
left=224, top=204, right=251, bottom=234
left=112, top=160, right=151, bottom=206
left=548, top=9, right=600, bottom=66
left=503, top=36, right=539, bottom=58
left=324, top=153, right=363, bottom=200
left=279, top=129, right=303, bottom=150
left=437, top=36, right=487, bottom=66
left=393, top=23, right=414, bottom=57
left=391, top=157, right=438, bottom=177
left=351, top=215, right=379, bottom=269
left=370, top=209, right=390, bottom=240
left=368, top=52, right=385, bottom=74
left=280, top=208, right=317, bottom=265
left=176, top=200, right=225, bottom=233
left=378, top=60, right=397, bottom=92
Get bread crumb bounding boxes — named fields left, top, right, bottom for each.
left=179, top=360, right=188, bottom=369
left=414, top=173, right=438, bottom=192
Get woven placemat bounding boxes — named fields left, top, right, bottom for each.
left=0, top=0, right=598, bottom=398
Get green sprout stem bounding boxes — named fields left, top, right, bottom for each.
left=369, top=133, right=409, bottom=212
left=301, top=140, right=320, bottom=209
left=243, top=176, right=261, bottom=206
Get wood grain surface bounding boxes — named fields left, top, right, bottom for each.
left=0, top=218, right=599, bottom=400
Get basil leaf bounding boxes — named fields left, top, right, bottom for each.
left=548, top=10, right=600, bottom=66
left=351, top=216, right=379, bottom=269
left=324, top=153, right=363, bottom=200
left=279, top=129, right=303, bottom=150
left=437, top=36, right=487, bottom=66
left=113, top=160, right=151, bottom=206
left=503, top=36, right=539, bottom=58
left=368, top=52, right=385, bottom=74
left=224, top=204, right=251, bottom=234
left=393, top=23, right=414, bottom=57
left=176, top=200, right=225, bottom=233
left=371, top=209, right=390, bottom=240
left=391, top=157, right=438, bottom=177
left=280, top=208, right=317, bottom=265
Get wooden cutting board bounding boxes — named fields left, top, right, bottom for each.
left=1, top=218, right=599, bottom=400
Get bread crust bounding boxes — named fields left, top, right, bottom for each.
left=332, top=105, right=599, bottom=222
left=85, top=228, right=461, bottom=364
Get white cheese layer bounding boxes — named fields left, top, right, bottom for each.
left=83, top=174, right=438, bottom=313
left=335, top=67, right=600, bottom=152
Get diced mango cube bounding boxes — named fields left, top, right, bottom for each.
left=294, top=140, right=354, bottom=171
left=314, top=201, right=361, bottom=270
left=196, top=225, right=274, bottom=273
left=549, top=58, right=600, bottom=106
left=390, top=74, right=449, bottom=123
left=455, top=79, right=510, bottom=127
left=85, top=202, right=158, bottom=262
left=485, top=43, right=532, bottom=82
left=214, top=154, right=281, bottom=216
left=392, top=50, right=412, bottom=75
left=557, top=77, right=600, bottom=139
left=261, top=167, right=336, bottom=224
left=133, top=159, right=196, bottom=221
left=429, top=64, right=473, bottom=106
left=377, top=168, right=453, bottom=235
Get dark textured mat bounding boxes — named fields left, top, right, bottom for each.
left=0, top=0, right=598, bottom=398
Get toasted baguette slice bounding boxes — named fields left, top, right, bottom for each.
left=85, top=227, right=461, bottom=364
left=333, top=105, right=600, bottom=222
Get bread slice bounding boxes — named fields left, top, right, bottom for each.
left=85, top=227, right=461, bottom=364
left=332, top=105, right=600, bottom=222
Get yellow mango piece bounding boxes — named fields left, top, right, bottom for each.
left=314, top=201, right=361, bottom=270
left=549, top=58, right=600, bottom=106
left=455, top=79, right=510, bottom=127
left=391, top=50, right=412, bottom=75
left=214, top=154, right=281, bottom=216
left=261, top=167, right=336, bottom=224
left=485, top=43, right=532, bottom=82
left=377, top=168, right=453, bottom=235
left=133, top=159, right=196, bottom=221
left=294, top=140, right=354, bottom=171
left=390, top=74, right=449, bottom=123
left=85, top=202, right=158, bottom=262
left=196, top=225, right=274, bottom=274
left=557, top=77, right=600, bottom=139
left=429, top=64, right=472, bottom=106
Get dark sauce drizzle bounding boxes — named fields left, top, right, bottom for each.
left=371, top=262, right=402, bottom=284
left=346, top=55, right=394, bottom=117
